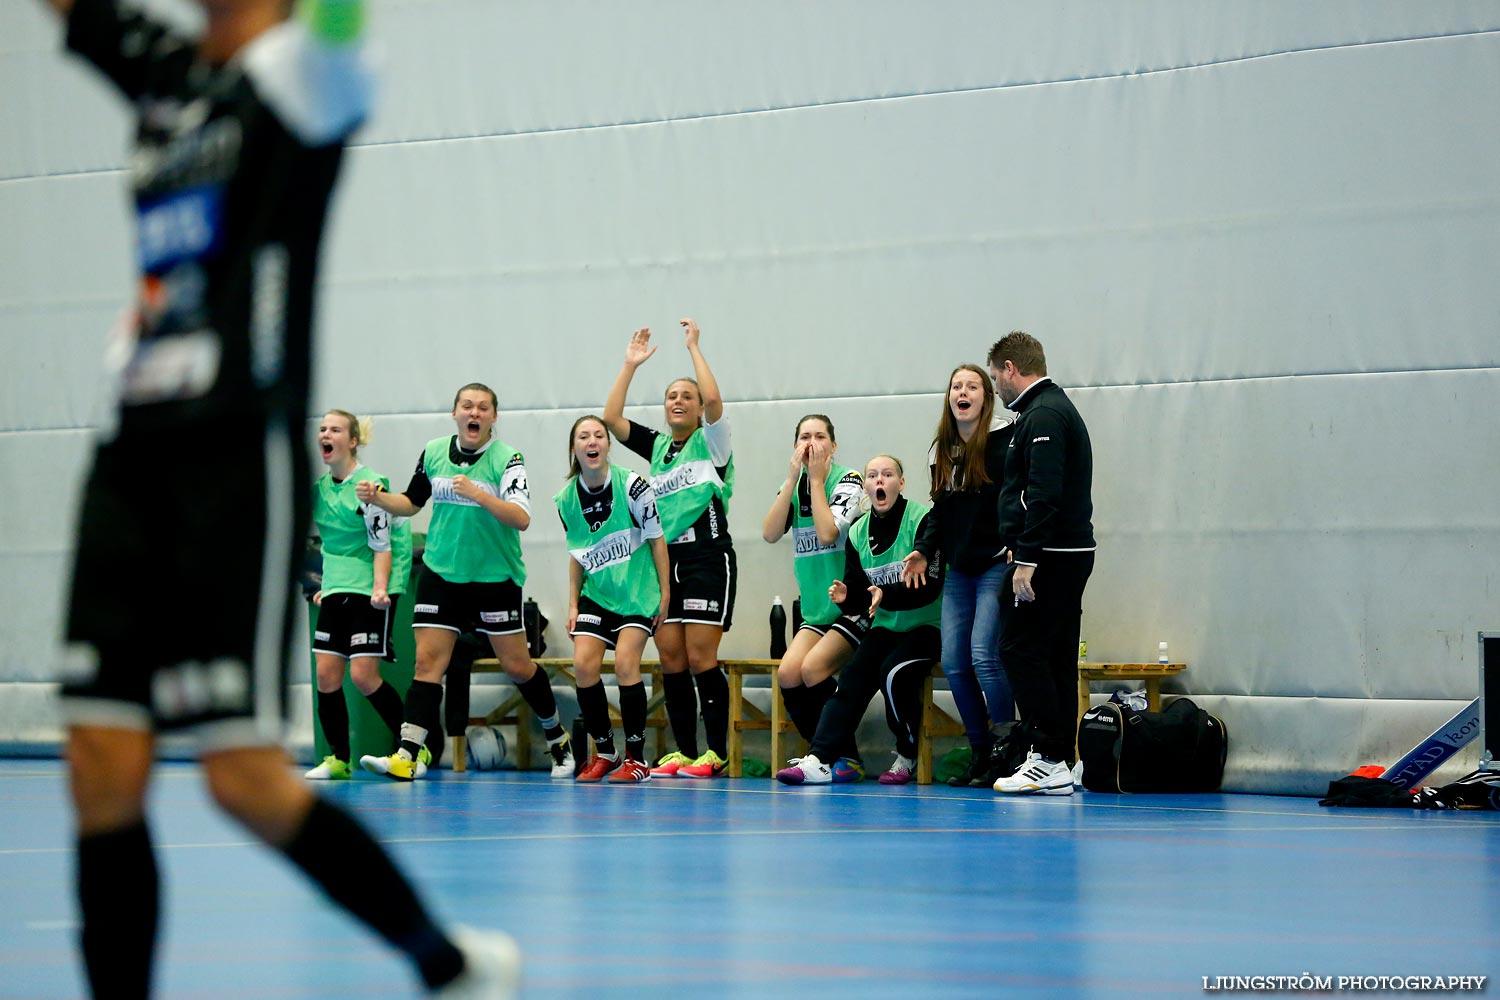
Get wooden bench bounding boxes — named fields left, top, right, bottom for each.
left=457, top=657, right=669, bottom=773
left=455, top=657, right=964, bottom=783
left=1075, top=662, right=1188, bottom=749
left=723, top=661, right=963, bottom=786
left=454, top=656, right=1186, bottom=779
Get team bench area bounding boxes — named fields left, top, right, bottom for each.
left=455, top=657, right=1187, bottom=783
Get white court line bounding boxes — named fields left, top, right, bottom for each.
left=0, top=820, right=1461, bottom=857
left=565, top=776, right=1433, bottom=821
left=25, top=920, right=79, bottom=931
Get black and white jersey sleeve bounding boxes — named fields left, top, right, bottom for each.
left=498, top=453, right=531, bottom=514
left=828, top=471, right=865, bottom=535
left=362, top=504, right=393, bottom=553
left=627, top=472, right=664, bottom=541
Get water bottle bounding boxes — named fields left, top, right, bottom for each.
left=792, top=597, right=804, bottom=632
left=1158, top=641, right=1169, bottom=665
left=524, top=597, right=547, bottom=657
left=769, top=596, right=787, bottom=659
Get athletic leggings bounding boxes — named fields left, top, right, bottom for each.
left=809, top=625, right=939, bottom=763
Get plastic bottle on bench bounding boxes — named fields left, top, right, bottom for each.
left=1158, top=641, right=1169, bottom=665
left=769, top=596, right=787, bottom=659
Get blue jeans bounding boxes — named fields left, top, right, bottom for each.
left=940, top=563, right=1014, bottom=745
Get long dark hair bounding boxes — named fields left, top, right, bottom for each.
left=931, top=364, right=994, bottom=498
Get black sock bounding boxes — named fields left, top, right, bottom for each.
left=78, top=820, right=158, bottom=1000
left=401, top=680, right=443, bottom=758
left=662, top=671, right=699, bottom=759
left=780, top=684, right=813, bottom=743
left=281, top=799, right=463, bottom=989
left=619, top=681, right=647, bottom=762
left=516, top=667, right=565, bottom=741
left=694, top=667, right=730, bottom=758
left=365, top=681, right=406, bottom=745
left=577, top=681, right=616, bottom=757
left=317, top=689, right=351, bottom=762
left=805, top=677, right=838, bottom=723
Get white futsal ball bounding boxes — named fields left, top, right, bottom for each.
left=465, top=725, right=508, bottom=770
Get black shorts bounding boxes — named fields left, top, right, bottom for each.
left=313, top=593, right=399, bottom=661
left=570, top=594, right=654, bottom=647
left=60, top=419, right=307, bottom=744
left=796, top=613, right=870, bottom=647
left=666, top=546, right=736, bottom=629
left=412, top=569, right=524, bottom=635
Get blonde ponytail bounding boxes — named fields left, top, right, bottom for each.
left=355, top=415, right=375, bottom=450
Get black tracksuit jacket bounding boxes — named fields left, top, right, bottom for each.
left=998, top=379, right=1096, bottom=564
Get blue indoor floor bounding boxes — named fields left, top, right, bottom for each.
left=2, top=758, right=1497, bottom=999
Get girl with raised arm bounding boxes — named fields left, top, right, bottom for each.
left=603, top=320, right=736, bottom=779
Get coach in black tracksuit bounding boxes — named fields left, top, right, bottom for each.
left=989, top=332, right=1096, bottom=778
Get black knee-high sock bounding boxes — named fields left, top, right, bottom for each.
left=577, top=681, right=616, bottom=757
left=317, top=689, right=351, bottom=761
left=805, top=677, right=838, bottom=742
left=281, top=798, right=463, bottom=989
left=662, top=671, right=699, bottom=759
left=516, top=667, right=565, bottom=741
left=78, top=820, right=158, bottom=1000
left=694, top=667, right=730, bottom=758
left=365, top=681, right=405, bottom=745
left=780, top=684, right=815, bottom=743
left=619, top=681, right=647, bottom=762
left=400, top=680, right=443, bottom=759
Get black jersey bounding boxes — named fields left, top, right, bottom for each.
left=66, top=0, right=372, bottom=436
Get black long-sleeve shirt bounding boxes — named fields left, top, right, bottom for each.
left=914, top=423, right=1012, bottom=576
left=998, top=378, right=1096, bottom=564
left=837, top=497, right=945, bottom=617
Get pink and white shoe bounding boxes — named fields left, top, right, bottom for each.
left=649, top=751, right=693, bottom=778
left=776, top=754, right=832, bottom=785
left=878, top=753, right=917, bottom=785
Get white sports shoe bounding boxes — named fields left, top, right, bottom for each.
left=776, top=754, right=832, bottom=785
left=546, top=734, right=575, bottom=779
left=304, top=755, right=351, bottom=780
left=431, top=926, right=522, bottom=1000
left=359, top=748, right=430, bottom=781
left=993, top=751, right=1075, bottom=796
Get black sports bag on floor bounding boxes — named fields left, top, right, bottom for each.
left=1078, top=697, right=1228, bottom=793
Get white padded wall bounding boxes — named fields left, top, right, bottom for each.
left=3, top=1, right=1498, bottom=792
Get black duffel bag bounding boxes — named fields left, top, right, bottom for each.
left=1078, top=697, right=1228, bottom=793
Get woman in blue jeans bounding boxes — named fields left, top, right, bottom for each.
left=904, top=364, right=1016, bottom=787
